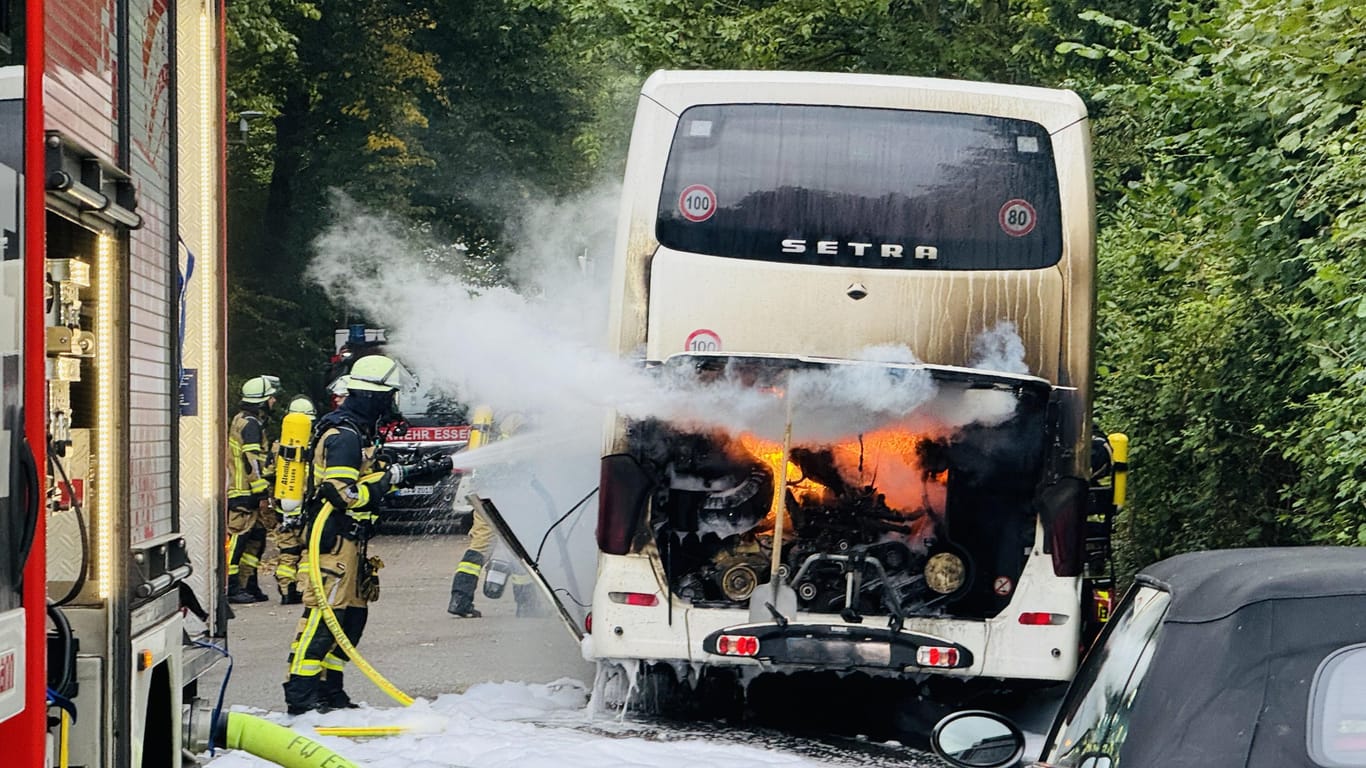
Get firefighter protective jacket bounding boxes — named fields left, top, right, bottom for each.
left=228, top=409, right=270, bottom=503
left=310, top=414, right=388, bottom=527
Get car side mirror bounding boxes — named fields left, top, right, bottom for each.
left=931, top=710, right=1027, bottom=768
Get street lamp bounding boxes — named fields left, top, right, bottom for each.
left=231, top=110, right=266, bottom=145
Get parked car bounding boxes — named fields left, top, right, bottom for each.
left=932, top=547, right=1366, bottom=768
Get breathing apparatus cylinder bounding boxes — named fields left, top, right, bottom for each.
left=468, top=405, right=495, bottom=450
left=1108, top=432, right=1129, bottom=508
left=273, top=411, right=313, bottom=512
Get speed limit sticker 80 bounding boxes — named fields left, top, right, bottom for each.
left=679, top=184, right=717, bottom=223
left=998, top=199, right=1037, bottom=237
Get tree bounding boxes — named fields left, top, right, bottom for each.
left=1058, top=0, right=1366, bottom=567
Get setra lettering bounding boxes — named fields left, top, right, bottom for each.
left=779, top=239, right=935, bottom=260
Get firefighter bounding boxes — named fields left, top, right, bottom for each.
left=270, top=395, right=317, bottom=605
left=227, top=375, right=281, bottom=604
left=283, top=355, right=450, bottom=713
left=446, top=409, right=541, bottom=618
left=446, top=407, right=495, bottom=618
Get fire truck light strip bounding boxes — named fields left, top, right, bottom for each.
left=97, top=232, right=114, bottom=598
left=200, top=7, right=216, bottom=507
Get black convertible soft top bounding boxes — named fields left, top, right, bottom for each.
left=1122, top=547, right=1366, bottom=767
left=1137, top=546, right=1366, bottom=623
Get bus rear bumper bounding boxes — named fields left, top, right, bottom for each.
left=590, top=552, right=1079, bottom=684
left=700, top=621, right=974, bottom=671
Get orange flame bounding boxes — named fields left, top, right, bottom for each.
left=737, top=434, right=822, bottom=534
left=735, top=426, right=947, bottom=536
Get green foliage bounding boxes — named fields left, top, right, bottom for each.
left=1059, top=0, right=1366, bottom=565
left=541, top=0, right=1032, bottom=81
left=226, top=0, right=602, bottom=403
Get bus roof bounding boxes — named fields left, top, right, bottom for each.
left=641, top=70, right=1087, bottom=133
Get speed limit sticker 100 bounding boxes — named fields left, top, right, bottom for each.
left=679, top=184, right=717, bottom=223
left=998, top=199, right=1037, bottom=237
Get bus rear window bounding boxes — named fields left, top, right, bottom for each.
left=656, top=104, right=1063, bottom=270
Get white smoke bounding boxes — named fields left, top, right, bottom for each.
left=970, top=320, right=1029, bottom=374
left=308, top=189, right=632, bottom=439
left=307, top=193, right=1033, bottom=449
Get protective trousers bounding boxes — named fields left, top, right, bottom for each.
left=270, top=525, right=304, bottom=589
left=448, top=510, right=495, bottom=615
left=226, top=503, right=272, bottom=588
left=283, top=531, right=369, bottom=713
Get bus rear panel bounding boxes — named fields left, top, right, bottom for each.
left=594, top=71, right=1097, bottom=692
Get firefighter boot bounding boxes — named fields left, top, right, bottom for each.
left=280, top=582, right=302, bottom=605
left=447, top=578, right=481, bottom=618
left=245, top=575, right=271, bottom=603
left=318, top=671, right=359, bottom=712
left=283, top=675, right=319, bottom=715
left=227, top=578, right=259, bottom=605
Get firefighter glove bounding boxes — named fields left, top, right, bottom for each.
left=359, top=556, right=384, bottom=602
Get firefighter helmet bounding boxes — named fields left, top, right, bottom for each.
left=287, top=395, right=317, bottom=416
left=347, top=355, right=403, bottom=392
left=241, top=375, right=281, bottom=403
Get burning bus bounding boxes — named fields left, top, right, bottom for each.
left=478, top=70, right=1125, bottom=718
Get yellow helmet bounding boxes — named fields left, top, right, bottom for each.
left=287, top=395, right=317, bottom=416
left=347, top=355, right=402, bottom=392
left=241, top=375, right=281, bottom=403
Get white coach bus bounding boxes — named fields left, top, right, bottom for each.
left=487, top=69, right=1123, bottom=719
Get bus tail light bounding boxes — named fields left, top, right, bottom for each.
left=585, top=613, right=592, bottom=634
left=916, top=646, right=961, bottom=668
left=1018, top=612, right=1069, bottom=626
left=715, top=634, right=759, bottom=657
left=597, top=454, right=653, bottom=555
left=608, top=591, right=658, bottom=607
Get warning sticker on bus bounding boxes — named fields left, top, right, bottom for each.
left=998, top=199, right=1037, bottom=237
left=679, top=184, right=717, bottom=223
left=993, top=576, right=1015, bottom=596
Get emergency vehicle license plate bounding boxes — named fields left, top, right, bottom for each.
left=394, top=485, right=436, bottom=497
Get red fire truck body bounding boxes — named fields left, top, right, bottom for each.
left=0, top=1, right=228, bottom=766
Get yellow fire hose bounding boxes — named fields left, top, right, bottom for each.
left=313, top=725, right=413, bottom=738
left=307, top=504, right=415, bottom=706
left=221, top=711, right=360, bottom=768
left=59, top=710, right=70, bottom=768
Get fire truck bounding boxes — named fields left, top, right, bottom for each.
left=0, top=0, right=229, bottom=766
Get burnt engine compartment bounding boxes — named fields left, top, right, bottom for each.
left=627, top=398, right=1049, bottom=621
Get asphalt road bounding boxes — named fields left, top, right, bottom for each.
left=198, top=532, right=595, bottom=712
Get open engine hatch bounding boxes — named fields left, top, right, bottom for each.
left=634, top=354, right=1058, bottom=623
